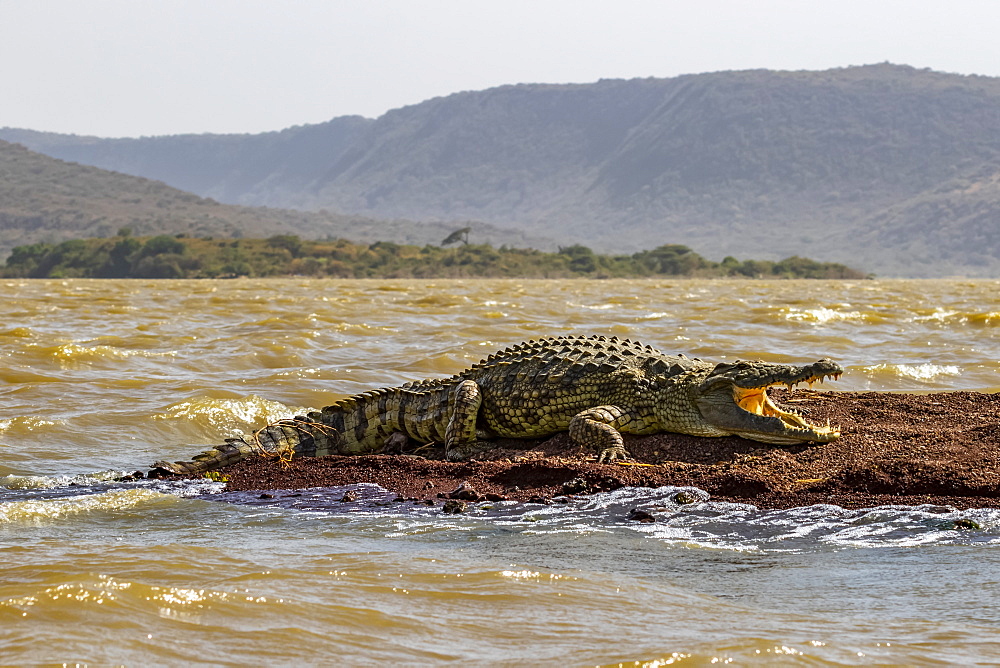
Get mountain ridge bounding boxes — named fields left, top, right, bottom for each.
left=5, top=63, right=1000, bottom=276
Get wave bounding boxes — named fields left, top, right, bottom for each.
left=911, top=309, right=1000, bottom=327
left=208, top=484, right=1000, bottom=551
left=50, top=343, right=178, bottom=364
left=566, top=301, right=616, bottom=310
left=784, top=305, right=1000, bottom=329
left=966, top=311, right=1000, bottom=326
left=0, top=572, right=258, bottom=631
left=859, top=362, right=962, bottom=383
left=153, top=395, right=306, bottom=435
left=0, top=416, right=63, bottom=436
left=0, top=326, right=34, bottom=338
left=0, top=475, right=224, bottom=524
left=782, top=306, right=872, bottom=324
left=0, top=470, right=134, bottom=490
left=0, top=488, right=173, bottom=524
left=629, top=499, right=999, bottom=550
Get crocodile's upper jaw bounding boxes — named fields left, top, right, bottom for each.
left=695, top=359, right=843, bottom=444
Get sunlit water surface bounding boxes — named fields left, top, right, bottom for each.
left=2, top=278, right=1000, bottom=665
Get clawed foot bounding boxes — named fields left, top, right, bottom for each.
left=597, top=446, right=630, bottom=464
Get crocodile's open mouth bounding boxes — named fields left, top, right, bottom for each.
left=732, top=369, right=842, bottom=441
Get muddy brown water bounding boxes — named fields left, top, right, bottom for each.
left=3, top=278, right=1000, bottom=664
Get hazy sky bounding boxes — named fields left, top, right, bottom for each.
left=4, top=0, right=1000, bottom=137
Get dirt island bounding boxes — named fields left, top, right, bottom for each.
left=191, top=390, right=1000, bottom=510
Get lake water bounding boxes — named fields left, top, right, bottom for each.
left=2, top=278, right=1000, bottom=665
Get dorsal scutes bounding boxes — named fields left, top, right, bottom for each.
left=462, top=334, right=679, bottom=379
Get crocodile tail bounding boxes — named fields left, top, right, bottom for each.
left=311, top=391, right=399, bottom=455
left=151, top=437, right=259, bottom=475
left=150, top=381, right=449, bottom=475
left=316, top=383, right=453, bottom=454
left=151, top=416, right=341, bottom=475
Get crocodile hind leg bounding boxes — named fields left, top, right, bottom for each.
left=443, top=379, right=484, bottom=461
left=568, top=405, right=631, bottom=463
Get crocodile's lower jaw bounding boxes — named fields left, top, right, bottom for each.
left=735, top=386, right=841, bottom=443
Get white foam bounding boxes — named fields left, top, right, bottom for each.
left=0, top=488, right=173, bottom=524
left=861, top=363, right=961, bottom=381
left=784, top=307, right=865, bottom=324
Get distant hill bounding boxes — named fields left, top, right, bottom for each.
left=0, top=141, right=550, bottom=259
left=5, top=64, right=1000, bottom=276
left=0, top=116, right=373, bottom=206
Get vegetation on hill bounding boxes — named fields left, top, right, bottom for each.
left=0, top=233, right=866, bottom=279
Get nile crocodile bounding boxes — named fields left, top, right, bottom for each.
left=153, top=335, right=842, bottom=475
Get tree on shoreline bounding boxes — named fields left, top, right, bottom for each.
left=441, top=227, right=471, bottom=246
left=0, top=235, right=868, bottom=280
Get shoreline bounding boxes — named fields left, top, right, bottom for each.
left=202, top=390, right=1000, bottom=510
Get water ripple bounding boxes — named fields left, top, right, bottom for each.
left=207, top=483, right=1000, bottom=551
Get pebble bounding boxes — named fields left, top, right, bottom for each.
left=627, top=508, right=656, bottom=523
left=442, top=499, right=468, bottom=514
left=562, top=477, right=589, bottom=495
left=673, top=491, right=697, bottom=505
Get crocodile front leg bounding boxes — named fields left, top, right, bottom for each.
left=444, top=379, right=483, bottom=461
left=568, top=405, right=631, bottom=463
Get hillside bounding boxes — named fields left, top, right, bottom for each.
left=0, top=115, right=373, bottom=205
left=5, top=64, right=1000, bottom=276
left=0, top=141, right=550, bottom=258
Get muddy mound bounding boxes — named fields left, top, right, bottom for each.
left=217, top=390, right=1000, bottom=510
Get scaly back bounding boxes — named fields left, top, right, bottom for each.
left=461, top=335, right=703, bottom=383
